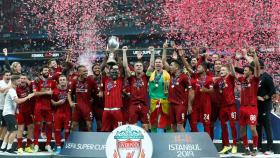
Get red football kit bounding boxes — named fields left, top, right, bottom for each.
left=53, top=87, right=71, bottom=147
left=16, top=83, right=34, bottom=126
left=127, top=74, right=149, bottom=124
left=168, top=73, right=191, bottom=125
left=190, top=74, right=213, bottom=136
left=33, top=78, right=57, bottom=146
left=101, top=77, right=124, bottom=132
left=238, top=75, right=259, bottom=148
left=33, top=79, right=57, bottom=122
left=69, top=77, right=97, bottom=122
left=216, top=74, right=237, bottom=146
left=238, top=76, right=259, bottom=126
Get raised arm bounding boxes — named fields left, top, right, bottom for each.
left=178, top=47, right=194, bottom=74
left=122, top=46, right=132, bottom=77
left=229, top=59, right=237, bottom=78
left=147, top=46, right=155, bottom=73
left=162, top=42, right=170, bottom=71
left=3, top=48, right=10, bottom=71
left=253, top=51, right=260, bottom=78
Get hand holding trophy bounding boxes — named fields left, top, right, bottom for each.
left=107, top=36, right=120, bottom=65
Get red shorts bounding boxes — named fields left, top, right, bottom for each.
left=93, top=106, right=103, bottom=122
left=101, top=110, right=124, bottom=132
left=191, top=104, right=211, bottom=125
left=239, top=106, right=258, bottom=126
left=128, top=104, right=149, bottom=124
left=54, top=111, right=71, bottom=130
left=169, top=103, right=186, bottom=124
left=34, top=109, right=53, bottom=123
left=16, top=111, right=33, bottom=125
left=72, top=106, right=93, bottom=122
left=219, top=104, right=237, bottom=122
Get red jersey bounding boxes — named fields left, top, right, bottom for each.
left=16, top=84, right=34, bottom=113
left=52, top=87, right=71, bottom=113
left=216, top=75, right=236, bottom=106
left=238, top=76, right=259, bottom=106
left=168, top=73, right=191, bottom=105
left=33, top=79, right=57, bottom=110
left=191, top=74, right=213, bottom=107
left=128, top=74, right=148, bottom=106
left=103, top=77, right=123, bottom=108
left=69, top=76, right=97, bottom=109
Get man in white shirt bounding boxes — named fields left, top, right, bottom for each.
left=0, top=70, right=11, bottom=147
left=0, top=75, right=34, bottom=154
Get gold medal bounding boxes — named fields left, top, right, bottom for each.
left=155, top=84, right=158, bottom=87
left=176, top=82, right=179, bottom=85
left=107, top=92, right=110, bottom=95
left=171, top=85, right=175, bottom=88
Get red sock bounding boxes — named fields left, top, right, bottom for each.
left=34, top=124, right=41, bottom=145
left=252, top=135, right=258, bottom=148
left=17, top=138, right=23, bottom=148
left=190, top=123, right=198, bottom=132
left=64, top=130, right=70, bottom=140
left=230, top=122, right=237, bottom=145
left=204, top=125, right=211, bottom=137
left=55, top=130, right=61, bottom=147
left=46, top=124, right=53, bottom=145
left=242, top=136, right=249, bottom=148
left=210, top=125, right=214, bottom=140
left=26, top=138, right=33, bottom=147
left=221, top=122, right=229, bottom=146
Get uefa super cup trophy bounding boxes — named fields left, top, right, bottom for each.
left=107, top=36, right=119, bottom=65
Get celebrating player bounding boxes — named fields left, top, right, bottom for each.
left=217, top=60, right=238, bottom=154
left=0, top=71, right=11, bottom=147
left=33, top=66, right=57, bottom=152
left=122, top=46, right=149, bottom=131
left=147, top=46, right=171, bottom=133
left=52, top=75, right=71, bottom=154
left=68, top=65, right=97, bottom=132
left=16, top=73, right=35, bottom=154
left=237, top=50, right=260, bottom=156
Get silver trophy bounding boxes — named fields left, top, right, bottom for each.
left=107, top=36, right=119, bottom=65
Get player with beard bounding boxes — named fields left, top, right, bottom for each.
left=164, top=47, right=193, bottom=132
left=210, top=60, right=223, bottom=140
left=90, top=63, right=104, bottom=132
left=190, top=62, right=213, bottom=136
left=101, top=64, right=125, bottom=132
left=0, top=70, right=11, bottom=147
left=147, top=46, right=171, bottom=133
left=52, top=75, right=71, bottom=154
left=68, top=65, right=97, bottom=132
left=237, top=50, right=260, bottom=156
left=217, top=60, right=238, bottom=154
left=122, top=46, right=149, bottom=131
left=33, top=66, right=57, bottom=152
left=16, top=74, right=35, bottom=154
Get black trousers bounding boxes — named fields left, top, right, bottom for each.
left=257, top=110, right=273, bottom=151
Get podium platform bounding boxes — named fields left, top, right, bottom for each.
left=0, top=139, right=279, bottom=158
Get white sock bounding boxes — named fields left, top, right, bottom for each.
left=7, top=143, right=12, bottom=150
left=1, top=141, right=7, bottom=149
